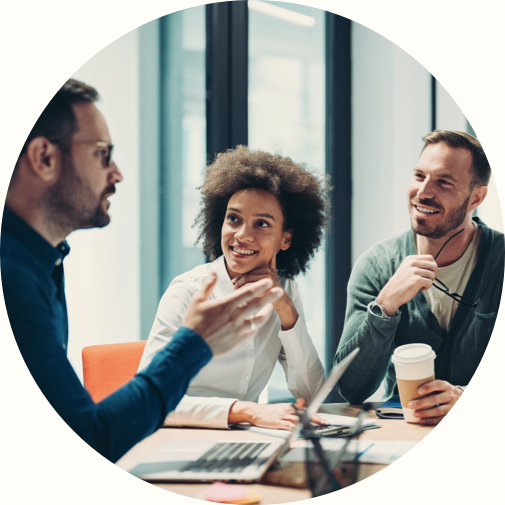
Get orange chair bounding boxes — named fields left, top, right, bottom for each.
left=82, top=341, right=147, bottom=403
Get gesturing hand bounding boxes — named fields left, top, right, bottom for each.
left=182, top=272, right=283, bottom=356
left=376, top=254, right=438, bottom=316
left=408, top=379, right=463, bottom=425
left=232, top=255, right=299, bottom=330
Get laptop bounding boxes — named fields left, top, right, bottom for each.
left=128, top=347, right=360, bottom=483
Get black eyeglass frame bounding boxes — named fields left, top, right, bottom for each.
left=49, top=139, right=114, bottom=168
left=431, top=278, right=480, bottom=308
left=429, top=228, right=480, bottom=308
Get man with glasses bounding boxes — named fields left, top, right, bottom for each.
left=335, top=130, right=504, bottom=425
left=1, top=79, right=282, bottom=461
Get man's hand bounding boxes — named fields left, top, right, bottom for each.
left=182, top=272, right=283, bottom=356
left=408, top=380, right=463, bottom=425
left=228, top=400, right=328, bottom=430
left=232, top=255, right=298, bottom=330
left=376, top=254, right=438, bottom=316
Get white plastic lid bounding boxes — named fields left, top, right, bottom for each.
left=392, top=343, right=436, bottom=365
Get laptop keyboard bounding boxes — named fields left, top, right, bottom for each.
left=182, top=442, right=270, bottom=474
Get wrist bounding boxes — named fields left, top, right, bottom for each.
left=375, top=294, right=399, bottom=317
left=274, top=293, right=298, bottom=330
left=228, top=401, right=255, bottom=424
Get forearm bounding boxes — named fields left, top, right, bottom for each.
left=228, top=401, right=257, bottom=425
left=335, top=302, right=400, bottom=403
left=88, top=328, right=212, bottom=461
left=164, top=395, right=238, bottom=429
left=278, top=316, right=325, bottom=402
left=274, top=292, right=299, bottom=331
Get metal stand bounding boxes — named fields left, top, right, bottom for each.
left=292, top=403, right=372, bottom=497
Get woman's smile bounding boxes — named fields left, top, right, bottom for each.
left=221, top=188, right=292, bottom=279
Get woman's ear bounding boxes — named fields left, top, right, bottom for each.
left=280, top=229, right=293, bottom=251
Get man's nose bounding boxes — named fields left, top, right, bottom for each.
left=417, top=177, right=435, bottom=200
left=108, top=161, right=123, bottom=183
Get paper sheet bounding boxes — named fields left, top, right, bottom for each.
left=317, top=413, right=378, bottom=427
left=284, top=439, right=418, bottom=465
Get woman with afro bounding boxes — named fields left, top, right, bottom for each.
left=139, top=146, right=330, bottom=430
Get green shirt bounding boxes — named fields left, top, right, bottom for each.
left=334, top=217, right=504, bottom=404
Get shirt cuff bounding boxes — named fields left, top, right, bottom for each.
left=277, top=316, right=313, bottom=364
left=164, top=396, right=238, bottom=429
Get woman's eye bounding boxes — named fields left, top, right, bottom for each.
left=227, top=214, right=238, bottom=222
left=257, top=220, right=269, bottom=228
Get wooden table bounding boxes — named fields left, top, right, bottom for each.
left=116, top=403, right=434, bottom=503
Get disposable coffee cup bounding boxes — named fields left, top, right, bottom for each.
left=392, top=343, right=436, bottom=423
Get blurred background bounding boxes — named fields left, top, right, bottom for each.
left=66, top=1, right=502, bottom=402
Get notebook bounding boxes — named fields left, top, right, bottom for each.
left=375, top=395, right=404, bottom=419
left=128, top=347, right=360, bottom=483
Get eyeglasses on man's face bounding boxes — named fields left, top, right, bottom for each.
left=50, top=139, right=114, bottom=168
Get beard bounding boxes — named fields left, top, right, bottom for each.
left=410, top=194, right=470, bottom=239
left=44, top=156, right=113, bottom=232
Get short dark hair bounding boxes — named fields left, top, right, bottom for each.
left=195, top=145, right=330, bottom=279
left=19, top=79, right=99, bottom=158
left=421, top=130, right=491, bottom=187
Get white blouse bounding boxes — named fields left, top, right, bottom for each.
left=138, top=256, right=325, bottom=429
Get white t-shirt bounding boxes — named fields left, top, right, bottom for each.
left=417, top=223, right=481, bottom=332
left=138, top=255, right=325, bottom=428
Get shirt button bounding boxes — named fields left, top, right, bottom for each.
left=244, top=375, right=249, bottom=380
left=55, top=258, right=62, bottom=266
left=246, top=345, right=252, bottom=351
left=62, top=343, right=66, bottom=350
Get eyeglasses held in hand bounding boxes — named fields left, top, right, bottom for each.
left=430, top=229, right=480, bottom=308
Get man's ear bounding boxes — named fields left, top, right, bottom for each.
left=468, top=185, right=488, bottom=213
left=24, top=137, right=61, bottom=183
left=280, top=229, right=293, bottom=251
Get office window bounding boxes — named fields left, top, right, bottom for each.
left=249, top=1, right=326, bottom=401
left=160, top=6, right=207, bottom=290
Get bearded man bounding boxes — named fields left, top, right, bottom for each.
left=334, top=130, right=504, bottom=425
left=1, top=79, right=281, bottom=461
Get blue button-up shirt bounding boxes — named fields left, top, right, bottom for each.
left=1, top=207, right=212, bottom=462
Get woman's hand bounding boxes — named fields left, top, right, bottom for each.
left=228, top=401, right=328, bottom=430
left=232, top=255, right=299, bottom=330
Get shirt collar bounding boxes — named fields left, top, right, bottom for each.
left=1, top=206, right=70, bottom=272
left=209, top=255, right=235, bottom=298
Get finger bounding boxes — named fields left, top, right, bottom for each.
left=227, top=278, right=274, bottom=307
left=414, top=404, right=448, bottom=419
left=248, top=302, right=274, bottom=325
left=419, top=278, right=435, bottom=291
left=414, top=267, right=437, bottom=280
left=409, top=391, right=443, bottom=410
left=311, top=413, right=329, bottom=425
left=277, top=420, right=297, bottom=431
left=242, top=304, right=274, bottom=338
left=411, top=254, right=436, bottom=262
left=238, top=287, right=283, bottom=319
left=419, top=415, right=444, bottom=425
left=233, top=274, right=264, bottom=290
left=198, top=271, right=218, bottom=300
left=418, top=380, right=447, bottom=396
left=281, top=414, right=300, bottom=424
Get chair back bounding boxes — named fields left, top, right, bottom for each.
left=82, top=341, right=147, bottom=403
